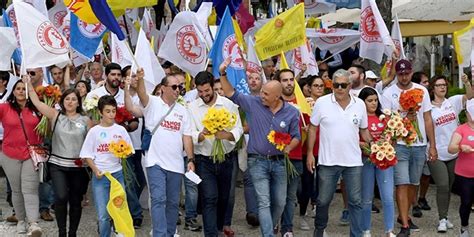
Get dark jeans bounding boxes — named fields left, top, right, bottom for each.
left=125, top=151, right=146, bottom=220
left=456, top=175, right=474, bottom=227
left=299, top=156, right=318, bottom=216
left=224, top=153, right=238, bottom=226
left=49, top=164, right=90, bottom=237
left=196, top=154, right=234, bottom=237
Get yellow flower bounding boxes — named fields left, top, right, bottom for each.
left=109, top=139, right=133, bottom=159
left=387, top=120, right=396, bottom=129
left=371, top=143, right=379, bottom=152
left=386, top=154, right=395, bottom=161
left=376, top=152, right=385, bottom=161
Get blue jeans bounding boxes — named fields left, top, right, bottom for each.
left=243, top=169, right=258, bottom=215
left=125, top=151, right=145, bottom=220
left=314, top=166, right=362, bottom=237
left=281, top=160, right=303, bottom=234
left=224, top=153, right=238, bottom=226
left=147, top=165, right=182, bottom=237
left=184, top=156, right=198, bottom=221
left=361, top=160, right=394, bottom=233
left=196, top=154, right=234, bottom=236
left=39, top=180, right=54, bottom=212
left=394, top=145, right=426, bottom=185
left=92, top=170, right=124, bottom=237
left=248, top=155, right=287, bottom=237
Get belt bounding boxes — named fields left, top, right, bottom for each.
left=249, top=154, right=285, bottom=160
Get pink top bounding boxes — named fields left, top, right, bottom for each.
left=454, top=123, right=474, bottom=178
left=0, top=104, right=42, bottom=160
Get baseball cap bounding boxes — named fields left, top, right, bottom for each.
left=395, top=59, right=412, bottom=74
left=467, top=99, right=474, bottom=120
left=365, top=70, right=378, bottom=79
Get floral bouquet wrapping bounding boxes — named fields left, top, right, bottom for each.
left=202, top=107, right=237, bottom=163
left=109, top=139, right=136, bottom=190
left=115, top=107, right=134, bottom=125
left=267, top=130, right=299, bottom=179
left=83, top=95, right=100, bottom=121
left=399, top=88, right=424, bottom=142
left=369, top=141, right=397, bottom=170
left=35, top=85, right=61, bottom=138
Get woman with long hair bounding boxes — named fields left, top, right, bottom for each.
left=358, top=87, right=395, bottom=237
left=428, top=74, right=473, bottom=233
left=26, top=76, right=92, bottom=237
left=0, top=80, right=42, bottom=236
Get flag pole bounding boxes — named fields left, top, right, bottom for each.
left=124, top=40, right=140, bottom=71
left=11, top=59, right=16, bottom=77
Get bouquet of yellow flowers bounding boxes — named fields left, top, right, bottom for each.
left=83, top=95, right=101, bottom=121
left=35, top=85, right=62, bottom=138
left=267, top=130, right=299, bottom=179
left=202, top=107, right=237, bottom=163
left=109, top=139, right=135, bottom=190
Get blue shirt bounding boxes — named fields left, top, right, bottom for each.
left=230, top=91, right=300, bottom=156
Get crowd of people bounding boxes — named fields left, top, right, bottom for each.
left=0, top=50, right=473, bottom=237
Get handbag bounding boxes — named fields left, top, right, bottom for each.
left=141, top=103, right=176, bottom=151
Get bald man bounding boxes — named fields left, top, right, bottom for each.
left=219, top=58, right=300, bottom=237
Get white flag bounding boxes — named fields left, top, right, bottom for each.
left=156, top=20, right=168, bottom=53
left=111, top=33, right=134, bottom=68
left=286, top=0, right=336, bottom=15
left=391, top=14, right=405, bottom=59
left=24, top=0, right=48, bottom=17
left=157, top=11, right=208, bottom=77
left=246, top=36, right=266, bottom=83
left=14, top=1, right=69, bottom=70
left=48, top=1, right=70, bottom=40
left=141, top=8, right=160, bottom=52
left=132, top=29, right=166, bottom=94
left=117, top=15, right=138, bottom=46
left=359, top=0, right=395, bottom=63
left=306, top=28, right=360, bottom=54
left=292, top=40, right=319, bottom=77
left=126, top=8, right=139, bottom=22
left=195, top=2, right=213, bottom=48
left=0, top=27, right=17, bottom=70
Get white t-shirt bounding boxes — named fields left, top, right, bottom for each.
left=383, top=83, right=432, bottom=146
left=86, top=86, right=125, bottom=107
left=351, top=85, right=389, bottom=109
left=141, top=96, right=192, bottom=173
left=310, top=94, right=368, bottom=167
left=79, top=124, right=133, bottom=173
left=430, top=95, right=463, bottom=161
left=128, top=95, right=142, bottom=149
left=184, top=89, right=198, bottom=104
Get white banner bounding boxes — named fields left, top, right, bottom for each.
left=306, top=28, right=360, bottom=54
left=292, top=40, right=319, bottom=77
left=359, top=0, right=394, bottom=63
left=0, top=27, right=17, bottom=70
left=48, top=1, right=70, bottom=40
left=246, top=36, right=266, bottom=83
left=14, top=1, right=69, bottom=70
left=391, top=14, right=406, bottom=59
left=286, top=0, right=336, bottom=15
left=195, top=2, right=213, bottom=48
left=111, top=33, right=134, bottom=68
left=157, top=11, right=207, bottom=77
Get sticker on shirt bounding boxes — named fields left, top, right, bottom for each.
left=100, top=131, right=107, bottom=139
left=75, top=122, right=85, bottom=130
left=370, top=123, right=377, bottom=131
left=468, top=136, right=474, bottom=141
left=391, top=93, right=399, bottom=99
left=352, top=114, right=361, bottom=126
left=280, top=121, right=286, bottom=128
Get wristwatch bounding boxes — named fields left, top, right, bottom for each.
left=187, top=158, right=195, bottom=164
left=220, top=72, right=227, bottom=77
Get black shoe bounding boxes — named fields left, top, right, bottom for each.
left=397, top=227, right=410, bottom=237
left=133, top=218, right=142, bottom=229
left=184, top=218, right=202, bottom=232
left=176, top=217, right=181, bottom=226
left=371, top=204, right=380, bottom=213
left=412, top=206, right=422, bottom=218
left=246, top=213, right=259, bottom=227
left=397, top=218, right=420, bottom=232
left=418, top=198, right=431, bottom=211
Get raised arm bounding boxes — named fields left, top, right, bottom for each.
left=462, top=74, right=474, bottom=105
left=62, top=64, right=71, bottom=90
left=23, top=75, right=58, bottom=120
left=381, top=51, right=399, bottom=89
left=123, top=75, right=144, bottom=117
left=135, top=68, right=150, bottom=107
left=219, top=57, right=235, bottom=98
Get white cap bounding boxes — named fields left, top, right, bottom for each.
left=365, top=70, right=378, bottom=79
left=467, top=99, right=474, bottom=119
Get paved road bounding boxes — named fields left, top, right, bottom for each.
left=0, top=176, right=471, bottom=237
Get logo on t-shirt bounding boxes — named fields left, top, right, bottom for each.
left=468, top=136, right=474, bottom=141
left=100, top=132, right=107, bottom=139
left=160, top=120, right=181, bottom=132
left=435, top=112, right=456, bottom=127
left=97, top=143, right=109, bottom=152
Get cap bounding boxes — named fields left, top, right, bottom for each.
left=365, top=70, right=378, bottom=79
left=395, top=59, right=412, bottom=74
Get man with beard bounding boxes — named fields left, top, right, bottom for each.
left=274, top=69, right=306, bottom=237
left=220, top=58, right=300, bottom=237
left=187, top=71, right=243, bottom=236
left=248, top=72, right=263, bottom=96
left=86, top=63, right=125, bottom=107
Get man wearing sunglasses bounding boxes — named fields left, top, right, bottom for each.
left=85, top=63, right=125, bottom=108
left=26, top=68, right=44, bottom=88
left=306, top=69, right=373, bottom=237
left=219, top=58, right=301, bottom=237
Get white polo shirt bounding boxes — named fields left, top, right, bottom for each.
left=382, top=83, right=431, bottom=146
left=141, top=96, right=192, bottom=174
left=187, top=94, right=243, bottom=157
left=310, top=94, right=368, bottom=167
left=85, top=86, right=125, bottom=107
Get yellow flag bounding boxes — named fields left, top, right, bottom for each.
left=254, top=3, right=305, bottom=60
left=208, top=8, right=217, bottom=26
left=185, top=73, right=192, bottom=92
left=107, top=0, right=158, bottom=11
left=232, top=18, right=246, bottom=52
left=306, top=17, right=321, bottom=29
left=64, top=0, right=125, bottom=24
left=104, top=172, right=135, bottom=237
left=453, top=18, right=474, bottom=67
left=280, top=52, right=312, bottom=115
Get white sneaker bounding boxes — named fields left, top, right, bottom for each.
left=283, top=232, right=294, bottom=237
left=461, top=229, right=471, bottom=237
left=446, top=218, right=454, bottom=229
left=386, top=232, right=396, bottom=237
left=27, top=222, right=42, bottom=237
left=16, top=220, right=26, bottom=234
left=438, top=218, right=448, bottom=233
left=362, top=230, right=371, bottom=237
left=300, top=215, right=310, bottom=230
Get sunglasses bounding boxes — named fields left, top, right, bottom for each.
left=332, top=82, right=349, bottom=89
left=27, top=71, right=36, bottom=76
left=167, top=84, right=184, bottom=91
